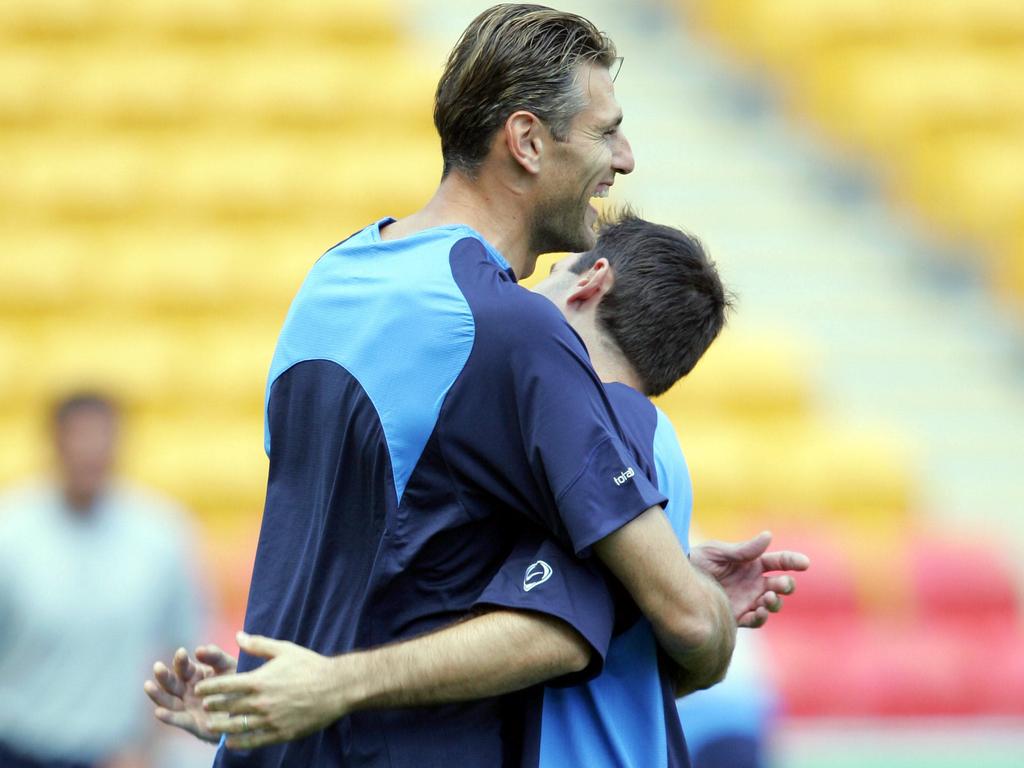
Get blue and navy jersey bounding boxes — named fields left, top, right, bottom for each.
left=214, top=220, right=667, bottom=768
left=478, top=383, right=693, bottom=768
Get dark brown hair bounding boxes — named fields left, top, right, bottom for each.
left=570, top=212, right=733, bottom=396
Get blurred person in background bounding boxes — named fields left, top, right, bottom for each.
left=0, top=392, right=204, bottom=768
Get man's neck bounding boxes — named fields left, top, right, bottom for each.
left=573, top=322, right=644, bottom=394
left=380, top=171, right=535, bottom=278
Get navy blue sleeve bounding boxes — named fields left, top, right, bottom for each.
left=443, top=241, right=667, bottom=556
left=505, top=295, right=667, bottom=555
left=473, top=530, right=616, bottom=685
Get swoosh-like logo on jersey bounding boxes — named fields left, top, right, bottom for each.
left=523, top=560, right=553, bottom=592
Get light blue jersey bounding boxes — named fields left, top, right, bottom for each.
left=534, top=384, right=693, bottom=768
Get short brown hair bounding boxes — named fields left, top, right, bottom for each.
left=434, top=4, right=617, bottom=177
left=570, top=212, right=733, bottom=397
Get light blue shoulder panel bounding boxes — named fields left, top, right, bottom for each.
left=652, top=406, right=693, bottom=553
left=264, top=221, right=489, bottom=505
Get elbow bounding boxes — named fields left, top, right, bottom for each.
left=667, top=613, right=717, bottom=652
left=558, top=633, right=592, bottom=675
left=660, top=599, right=736, bottom=662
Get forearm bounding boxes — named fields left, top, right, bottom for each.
left=328, top=609, right=590, bottom=715
left=594, top=506, right=736, bottom=679
left=660, top=570, right=735, bottom=696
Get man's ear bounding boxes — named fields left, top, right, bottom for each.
left=504, top=110, right=545, bottom=175
left=566, top=258, right=614, bottom=308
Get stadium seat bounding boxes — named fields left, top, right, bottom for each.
left=654, top=328, right=814, bottom=424
left=693, top=0, right=1024, bottom=73
left=765, top=618, right=1024, bottom=716
left=91, top=230, right=238, bottom=311
left=1, top=46, right=437, bottom=132
left=1, top=0, right=402, bottom=46
left=758, top=528, right=861, bottom=621
left=899, top=131, right=1024, bottom=245
left=121, top=413, right=268, bottom=523
left=0, top=230, right=84, bottom=310
left=992, top=231, right=1024, bottom=311
left=907, top=534, right=1019, bottom=625
left=0, top=134, right=441, bottom=222
left=798, top=46, right=1024, bottom=160
left=0, top=137, right=151, bottom=221
left=0, top=0, right=98, bottom=41
left=172, top=319, right=279, bottom=415
left=0, top=414, right=47, bottom=487
left=31, top=320, right=180, bottom=408
left=677, top=417, right=914, bottom=533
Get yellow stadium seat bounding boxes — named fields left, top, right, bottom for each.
left=171, top=319, right=280, bottom=415
left=0, top=137, right=150, bottom=221
left=0, top=329, right=37, bottom=412
left=29, top=319, right=180, bottom=408
left=121, top=413, right=268, bottom=524
left=654, top=328, right=815, bottom=424
left=86, top=230, right=238, bottom=311
left=0, top=414, right=47, bottom=487
left=0, top=45, right=437, bottom=132
left=694, top=0, right=1024, bottom=73
left=111, top=0, right=402, bottom=45
left=0, top=133, right=440, bottom=222
left=1, top=0, right=402, bottom=46
left=992, top=231, right=1024, bottom=312
left=672, top=415, right=915, bottom=534
left=800, top=46, right=1024, bottom=159
left=898, top=131, right=1024, bottom=245
left=0, top=0, right=98, bottom=40
left=0, top=230, right=84, bottom=310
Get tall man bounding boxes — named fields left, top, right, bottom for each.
left=158, top=6, right=743, bottom=766
left=147, top=214, right=807, bottom=766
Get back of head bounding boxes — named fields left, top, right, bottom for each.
left=434, top=3, right=617, bottom=177
left=570, top=213, right=732, bottom=396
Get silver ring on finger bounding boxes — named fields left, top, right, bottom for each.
left=242, top=714, right=249, bottom=732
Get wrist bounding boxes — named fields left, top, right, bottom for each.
left=325, top=653, right=365, bottom=719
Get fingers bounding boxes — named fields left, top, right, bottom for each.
left=144, top=680, right=184, bottom=711
left=760, top=550, right=811, bottom=573
left=206, top=712, right=267, bottom=734
left=203, top=693, right=262, bottom=715
left=237, top=631, right=289, bottom=660
left=760, top=591, right=783, bottom=613
left=154, top=707, right=200, bottom=733
left=173, top=647, right=198, bottom=683
left=153, top=661, right=185, bottom=698
left=765, top=574, right=796, bottom=596
left=195, top=671, right=258, bottom=698
left=727, top=530, right=773, bottom=561
left=737, top=605, right=770, bottom=629
left=196, top=644, right=238, bottom=674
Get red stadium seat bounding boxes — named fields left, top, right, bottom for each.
left=908, top=534, right=1019, bottom=624
left=765, top=618, right=1024, bottom=716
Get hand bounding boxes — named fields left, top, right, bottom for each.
left=690, top=531, right=810, bottom=629
left=195, top=631, right=349, bottom=750
left=144, top=644, right=238, bottom=743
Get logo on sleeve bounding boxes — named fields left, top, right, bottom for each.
left=523, top=560, right=553, bottom=592
left=612, top=467, right=635, bottom=486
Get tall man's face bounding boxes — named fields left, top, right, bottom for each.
left=529, top=63, right=634, bottom=258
